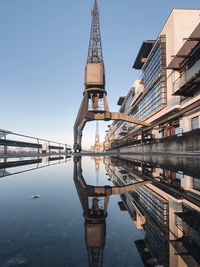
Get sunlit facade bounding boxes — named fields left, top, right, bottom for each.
left=106, top=9, right=200, bottom=150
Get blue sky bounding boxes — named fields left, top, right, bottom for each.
left=0, top=0, right=200, bottom=149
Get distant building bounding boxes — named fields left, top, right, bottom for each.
left=106, top=9, right=200, bottom=150
left=90, top=122, right=105, bottom=152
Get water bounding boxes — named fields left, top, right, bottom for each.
left=0, top=154, right=199, bottom=267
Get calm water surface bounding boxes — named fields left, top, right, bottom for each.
left=0, top=154, right=199, bottom=267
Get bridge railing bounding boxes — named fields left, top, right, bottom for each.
left=0, top=129, right=71, bottom=155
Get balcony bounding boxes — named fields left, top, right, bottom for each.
left=118, top=125, right=131, bottom=136
left=173, top=58, right=200, bottom=96
left=119, top=129, right=130, bottom=136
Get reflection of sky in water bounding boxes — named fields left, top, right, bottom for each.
left=0, top=157, right=143, bottom=267
left=81, top=157, right=112, bottom=186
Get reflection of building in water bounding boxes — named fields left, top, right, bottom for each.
left=172, top=209, right=200, bottom=267
left=91, top=157, right=105, bottom=171
left=0, top=146, right=4, bottom=154
left=74, top=157, right=150, bottom=267
left=90, top=122, right=105, bottom=152
left=105, top=157, right=200, bottom=267
left=91, top=157, right=106, bottom=185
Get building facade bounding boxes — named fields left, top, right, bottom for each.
left=105, top=9, right=200, bottom=151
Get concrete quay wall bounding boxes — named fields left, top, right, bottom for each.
left=110, top=129, right=200, bottom=154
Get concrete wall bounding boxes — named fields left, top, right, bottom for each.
left=110, top=129, right=200, bottom=154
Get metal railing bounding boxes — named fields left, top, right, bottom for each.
left=0, top=129, right=71, bottom=155
left=173, top=58, right=200, bottom=93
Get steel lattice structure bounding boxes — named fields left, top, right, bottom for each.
left=87, top=0, right=103, bottom=63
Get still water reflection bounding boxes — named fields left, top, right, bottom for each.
left=0, top=154, right=199, bottom=266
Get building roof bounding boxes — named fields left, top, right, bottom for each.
left=117, top=96, right=126, bottom=106
left=133, top=41, right=156, bottom=69
left=167, top=22, right=200, bottom=70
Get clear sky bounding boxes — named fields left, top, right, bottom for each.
left=0, top=0, right=200, bottom=149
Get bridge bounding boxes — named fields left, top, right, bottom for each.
left=74, top=0, right=151, bottom=152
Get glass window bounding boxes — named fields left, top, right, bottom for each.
left=128, top=41, right=165, bottom=122
left=175, top=127, right=182, bottom=135
left=130, top=79, right=163, bottom=121
left=143, top=42, right=162, bottom=89
left=194, top=178, right=200, bottom=191
left=191, top=116, right=199, bottom=130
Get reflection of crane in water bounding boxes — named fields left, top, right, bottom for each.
left=73, top=157, right=151, bottom=267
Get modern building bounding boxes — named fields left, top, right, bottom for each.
left=106, top=9, right=200, bottom=151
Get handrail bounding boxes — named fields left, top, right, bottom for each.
left=0, top=129, right=71, bottom=150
